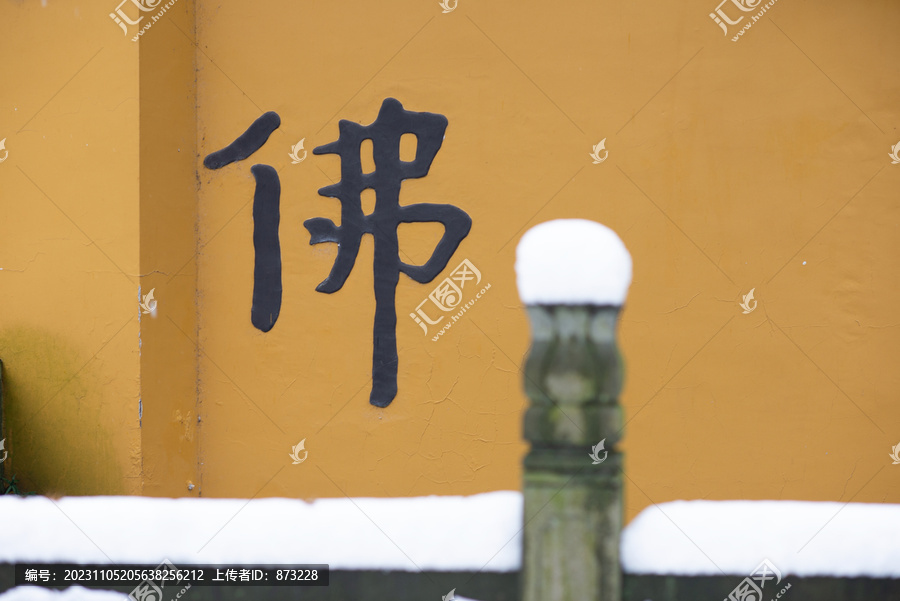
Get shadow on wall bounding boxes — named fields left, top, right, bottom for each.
left=0, top=327, right=125, bottom=496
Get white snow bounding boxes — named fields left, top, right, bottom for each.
left=0, top=587, right=125, bottom=601
left=0, top=492, right=521, bottom=572
left=3, top=493, right=900, bottom=580
left=515, top=219, right=632, bottom=306
left=0, top=587, right=485, bottom=601
left=621, top=500, right=900, bottom=578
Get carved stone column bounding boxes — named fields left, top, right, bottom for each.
left=515, top=219, right=632, bottom=601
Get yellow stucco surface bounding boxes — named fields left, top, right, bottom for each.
left=1, top=2, right=142, bottom=494
left=1, top=0, right=898, bottom=523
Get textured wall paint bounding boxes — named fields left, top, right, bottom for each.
left=1, top=0, right=898, bottom=524
left=138, top=0, right=201, bottom=497
left=193, top=0, right=900, bottom=519
left=0, top=1, right=142, bottom=494
left=0, top=327, right=126, bottom=494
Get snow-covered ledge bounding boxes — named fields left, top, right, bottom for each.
left=0, top=492, right=521, bottom=571
left=0, top=587, right=127, bottom=601
left=621, top=500, right=900, bottom=578
left=2, top=494, right=899, bottom=578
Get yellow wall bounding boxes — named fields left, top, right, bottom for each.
left=1, top=0, right=898, bottom=522
left=138, top=0, right=200, bottom=497
left=1, top=0, right=143, bottom=494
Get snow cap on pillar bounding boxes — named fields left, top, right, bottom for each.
left=515, top=219, right=632, bottom=306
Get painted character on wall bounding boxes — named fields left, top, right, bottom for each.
left=204, top=98, right=471, bottom=408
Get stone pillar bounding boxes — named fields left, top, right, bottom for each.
left=515, top=219, right=632, bottom=601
